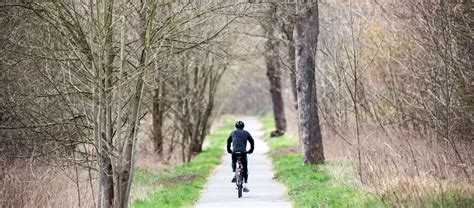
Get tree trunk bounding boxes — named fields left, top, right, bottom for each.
left=113, top=13, right=127, bottom=208
left=152, top=88, right=164, bottom=155
left=266, top=57, right=287, bottom=133
left=119, top=3, right=155, bottom=205
left=294, top=1, right=325, bottom=165
left=288, top=40, right=298, bottom=109
left=265, top=3, right=286, bottom=135
left=102, top=149, right=114, bottom=207
left=103, top=0, right=115, bottom=205
left=282, top=19, right=298, bottom=109
left=119, top=49, right=147, bottom=208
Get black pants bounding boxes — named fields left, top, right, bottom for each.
left=231, top=152, right=248, bottom=183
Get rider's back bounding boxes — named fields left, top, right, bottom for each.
left=230, top=129, right=251, bottom=152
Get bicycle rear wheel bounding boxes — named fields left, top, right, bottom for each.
left=236, top=160, right=243, bottom=198
left=238, top=185, right=242, bottom=198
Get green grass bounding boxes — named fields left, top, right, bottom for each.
left=272, top=153, right=385, bottom=207
left=260, top=115, right=474, bottom=207
left=131, top=116, right=234, bottom=208
left=259, top=115, right=385, bottom=208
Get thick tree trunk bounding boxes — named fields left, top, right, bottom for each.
left=294, top=1, right=325, bottom=165
left=264, top=4, right=286, bottom=135
left=103, top=152, right=114, bottom=207
left=266, top=58, right=287, bottom=133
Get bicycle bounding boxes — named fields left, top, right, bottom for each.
left=235, top=154, right=244, bottom=198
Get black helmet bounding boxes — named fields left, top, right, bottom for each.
left=235, top=121, right=244, bottom=129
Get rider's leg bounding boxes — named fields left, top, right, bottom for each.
left=231, top=153, right=237, bottom=172
left=243, top=154, right=250, bottom=192
left=231, top=153, right=237, bottom=182
left=242, top=153, right=248, bottom=183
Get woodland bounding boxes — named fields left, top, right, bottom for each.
left=0, top=0, right=472, bottom=207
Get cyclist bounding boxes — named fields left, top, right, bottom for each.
left=227, top=120, right=254, bottom=192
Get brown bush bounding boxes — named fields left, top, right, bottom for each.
left=1, top=160, right=95, bottom=208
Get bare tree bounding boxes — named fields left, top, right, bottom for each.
left=281, top=4, right=298, bottom=110
left=290, top=0, right=325, bottom=164
left=263, top=3, right=287, bottom=136
left=0, top=1, right=246, bottom=207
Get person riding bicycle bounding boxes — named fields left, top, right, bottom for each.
left=227, top=120, right=254, bottom=192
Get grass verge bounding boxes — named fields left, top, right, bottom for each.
left=131, top=116, right=234, bottom=208
left=260, top=115, right=473, bottom=207
left=259, top=115, right=385, bottom=207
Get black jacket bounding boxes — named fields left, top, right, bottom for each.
left=227, top=128, right=254, bottom=153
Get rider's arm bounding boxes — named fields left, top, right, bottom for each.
left=227, top=135, right=232, bottom=153
left=247, top=134, right=254, bottom=153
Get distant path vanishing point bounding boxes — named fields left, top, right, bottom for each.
left=195, top=116, right=292, bottom=208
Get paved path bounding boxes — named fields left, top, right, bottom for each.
left=195, top=116, right=292, bottom=208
